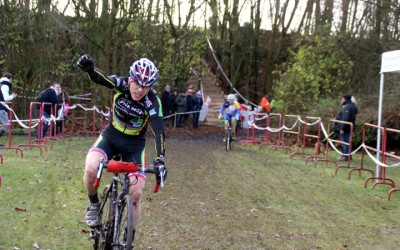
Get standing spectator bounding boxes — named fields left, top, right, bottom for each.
left=184, top=89, right=193, bottom=128
left=333, top=94, right=358, bottom=161
left=259, top=94, right=271, bottom=113
left=0, top=73, right=17, bottom=146
left=36, top=82, right=63, bottom=139
left=56, top=90, right=70, bottom=134
left=161, top=85, right=171, bottom=119
left=175, top=90, right=187, bottom=128
left=192, top=91, right=203, bottom=129
left=168, top=89, right=178, bottom=127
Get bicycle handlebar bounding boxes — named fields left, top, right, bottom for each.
left=94, top=159, right=163, bottom=193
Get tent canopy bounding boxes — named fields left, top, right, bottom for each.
left=381, top=50, right=400, bottom=73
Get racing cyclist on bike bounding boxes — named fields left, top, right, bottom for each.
left=76, top=55, right=168, bottom=243
left=218, top=94, right=240, bottom=141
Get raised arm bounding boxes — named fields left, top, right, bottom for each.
left=76, top=54, right=117, bottom=89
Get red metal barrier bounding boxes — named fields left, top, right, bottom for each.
left=54, top=103, right=71, bottom=140
left=31, top=102, right=58, bottom=148
left=91, top=105, right=104, bottom=136
left=44, top=103, right=64, bottom=146
left=72, top=104, right=92, bottom=136
left=386, top=128, right=400, bottom=200
left=269, top=115, right=300, bottom=154
left=345, top=124, right=375, bottom=179
left=363, top=124, right=390, bottom=188
left=17, top=102, right=48, bottom=155
left=291, top=117, right=324, bottom=164
left=314, top=119, right=356, bottom=176
left=258, top=113, right=282, bottom=149
left=70, top=105, right=92, bottom=137
left=0, top=102, right=24, bottom=160
left=239, top=113, right=256, bottom=146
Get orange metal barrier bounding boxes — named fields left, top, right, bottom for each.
left=269, top=115, right=301, bottom=154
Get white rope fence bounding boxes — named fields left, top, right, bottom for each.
left=246, top=114, right=400, bottom=168
left=0, top=102, right=110, bottom=129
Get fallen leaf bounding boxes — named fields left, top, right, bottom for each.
left=15, top=207, right=27, bottom=212
left=178, top=234, right=185, bottom=237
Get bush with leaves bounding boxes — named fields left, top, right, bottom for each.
left=273, top=35, right=354, bottom=114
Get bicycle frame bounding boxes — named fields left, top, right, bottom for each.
left=91, top=158, right=163, bottom=249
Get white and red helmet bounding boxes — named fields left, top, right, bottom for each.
left=129, top=58, right=159, bottom=86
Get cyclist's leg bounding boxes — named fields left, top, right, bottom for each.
left=120, top=137, right=146, bottom=238
left=84, top=126, right=115, bottom=227
left=129, top=177, right=145, bottom=229
left=84, top=150, right=104, bottom=196
left=231, top=118, right=237, bottom=136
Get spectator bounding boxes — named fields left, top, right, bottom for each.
left=192, top=91, right=203, bottom=129
left=259, top=94, right=271, bottom=113
left=168, top=89, right=178, bottom=127
left=56, top=90, right=70, bottom=134
left=175, top=90, right=187, bottom=128
left=184, top=89, right=193, bottom=128
left=161, top=85, right=171, bottom=118
left=0, top=73, right=17, bottom=146
left=333, top=94, right=358, bottom=161
left=36, top=82, right=63, bottom=139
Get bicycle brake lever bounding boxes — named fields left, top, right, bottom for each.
left=159, top=165, right=166, bottom=187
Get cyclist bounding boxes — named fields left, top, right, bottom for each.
left=218, top=94, right=240, bottom=141
left=76, top=55, right=167, bottom=243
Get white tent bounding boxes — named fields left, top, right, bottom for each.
left=376, top=50, right=400, bottom=176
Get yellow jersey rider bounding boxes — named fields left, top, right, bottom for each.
left=218, top=94, right=240, bottom=140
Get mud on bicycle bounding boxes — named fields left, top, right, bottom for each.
left=90, top=155, right=165, bottom=250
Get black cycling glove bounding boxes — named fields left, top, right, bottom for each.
left=76, top=54, right=95, bottom=72
left=154, top=159, right=167, bottom=182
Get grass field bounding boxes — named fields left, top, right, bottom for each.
left=0, top=135, right=400, bottom=249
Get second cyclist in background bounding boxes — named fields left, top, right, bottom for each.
left=218, top=94, right=240, bottom=141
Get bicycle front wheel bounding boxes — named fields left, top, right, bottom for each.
left=96, top=185, right=114, bottom=250
left=226, top=128, right=231, bottom=151
left=114, top=194, right=135, bottom=249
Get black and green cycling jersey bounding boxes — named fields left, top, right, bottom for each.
left=86, top=67, right=165, bottom=161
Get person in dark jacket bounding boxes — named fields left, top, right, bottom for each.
left=168, top=89, right=178, bottom=127
left=184, top=89, right=193, bottom=128
left=333, top=94, right=358, bottom=161
left=175, top=90, right=186, bottom=128
left=192, top=91, right=203, bottom=129
left=161, top=85, right=171, bottom=118
left=0, top=73, right=17, bottom=146
left=36, top=82, right=63, bottom=139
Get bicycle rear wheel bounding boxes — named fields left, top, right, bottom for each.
left=94, top=185, right=114, bottom=250
left=114, top=194, right=135, bottom=249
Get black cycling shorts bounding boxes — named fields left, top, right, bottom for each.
left=89, top=125, right=146, bottom=179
